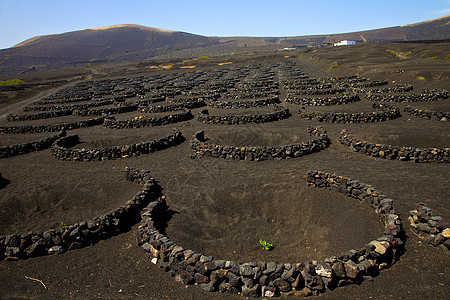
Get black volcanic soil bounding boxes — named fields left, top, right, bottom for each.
left=0, top=44, right=449, bottom=299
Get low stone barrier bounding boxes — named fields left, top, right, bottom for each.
left=366, top=89, right=448, bottom=102
left=288, top=88, right=345, bottom=96
left=298, top=103, right=400, bottom=123
left=23, top=99, right=115, bottom=112
left=286, top=84, right=332, bottom=91
left=7, top=110, right=73, bottom=122
left=403, top=106, right=450, bottom=121
left=197, top=105, right=290, bottom=125
left=138, top=100, right=206, bottom=113
left=51, top=130, right=184, bottom=161
left=72, top=104, right=138, bottom=117
left=222, top=92, right=279, bottom=99
left=409, top=203, right=449, bottom=251
left=339, top=130, right=449, bottom=163
left=286, top=94, right=360, bottom=106
left=137, top=170, right=405, bottom=297
left=102, top=109, right=193, bottom=129
left=0, top=168, right=160, bottom=261
left=0, top=131, right=66, bottom=159
left=190, top=126, right=330, bottom=161
left=208, top=97, right=280, bottom=109
left=0, top=117, right=105, bottom=134
left=353, top=84, right=413, bottom=94
left=337, top=80, right=388, bottom=88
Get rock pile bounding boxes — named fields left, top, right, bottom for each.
left=339, top=130, right=449, bottom=163
left=190, top=126, right=330, bottom=161
left=51, top=130, right=184, bottom=161
left=409, top=203, right=449, bottom=251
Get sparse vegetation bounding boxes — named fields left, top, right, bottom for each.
left=330, top=64, right=338, bottom=70
left=0, top=79, right=25, bottom=86
left=197, top=56, right=210, bottom=60
left=428, top=56, right=439, bottom=59
left=386, top=49, right=397, bottom=57
left=409, top=49, right=415, bottom=53
left=416, top=76, right=426, bottom=81
left=313, top=60, right=319, bottom=63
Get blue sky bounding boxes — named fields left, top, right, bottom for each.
left=0, top=0, right=449, bottom=49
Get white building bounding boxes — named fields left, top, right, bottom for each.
left=334, top=40, right=356, bottom=46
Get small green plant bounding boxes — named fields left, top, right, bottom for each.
left=59, top=221, right=66, bottom=230
left=259, top=238, right=274, bottom=251
left=416, top=76, right=426, bottom=81
left=313, top=60, right=319, bottom=63
left=197, top=56, right=210, bottom=60
left=409, top=49, right=415, bottom=53
left=428, top=56, right=439, bottom=59
left=330, top=64, right=338, bottom=70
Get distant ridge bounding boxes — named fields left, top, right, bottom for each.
left=1, top=15, right=449, bottom=75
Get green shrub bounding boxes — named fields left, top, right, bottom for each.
left=409, top=49, right=415, bottom=53
left=197, top=56, right=210, bottom=60
left=0, top=79, right=26, bottom=86
left=330, top=64, right=338, bottom=70
left=428, top=56, right=439, bottom=59
left=416, top=76, right=426, bottom=81
left=386, top=49, right=397, bottom=57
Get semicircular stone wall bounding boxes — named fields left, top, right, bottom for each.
left=137, top=170, right=406, bottom=298
left=190, top=126, right=329, bottom=161
left=298, top=103, right=400, bottom=123
left=339, top=130, right=449, bottom=163
left=0, top=168, right=159, bottom=261
left=51, top=130, right=184, bottom=161
left=197, top=105, right=290, bottom=125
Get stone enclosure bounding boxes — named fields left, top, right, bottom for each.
left=0, top=60, right=448, bottom=298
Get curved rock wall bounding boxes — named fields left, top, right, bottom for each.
left=138, top=100, right=206, bottom=113
left=51, top=130, right=184, bottom=161
left=137, top=170, right=405, bottom=297
left=7, top=110, right=73, bottom=122
left=409, top=203, right=449, bottom=250
left=366, top=89, right=448, bottom=102
left=190, top=126, right=330, bottom=161
left=0, top=131, right=66, bottom=159
left=197, top=105, right=290, bottom=125
left=339, top=130, right=449, bottom=163
left=0, top=117, right=105, bottom=134
left=0, top=168, right=159, bottom=261
left=103, top=110, right=193, bottom=129
left=403, top=105, right=450, bottom=121
left=298, top=103, right=400, bottom=123
left=286, top=94, right=360, bottom=106
left=208, top=97, right=280, bottom=109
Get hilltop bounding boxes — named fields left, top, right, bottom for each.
left=0, top=15, right=448, bottom=75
